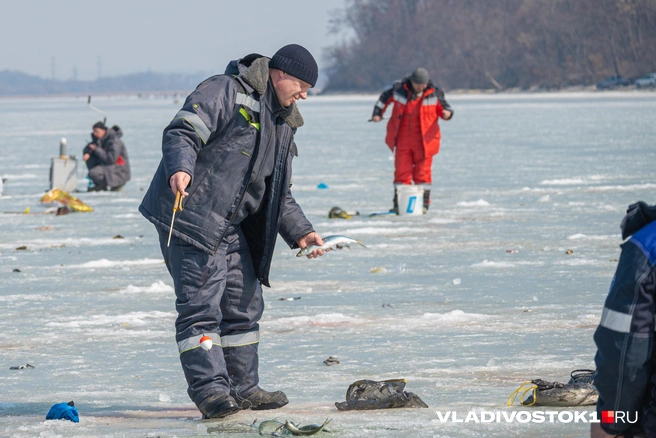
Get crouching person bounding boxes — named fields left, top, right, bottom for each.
left=83, top=122, right=130, bottom=191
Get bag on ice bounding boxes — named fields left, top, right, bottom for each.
left=335, top=378, right=428, bottom=410
left=46, top=401, right=79, bottom=423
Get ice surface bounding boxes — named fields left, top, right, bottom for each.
left=1, top=91, right=655, bottom=437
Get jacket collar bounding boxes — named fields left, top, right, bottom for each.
left=403, top=78, right=436, bottom=98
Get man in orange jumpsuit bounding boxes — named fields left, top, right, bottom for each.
left=371, top=68, right=453, bottom=213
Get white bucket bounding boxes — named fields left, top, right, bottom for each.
left=396, top=185, right=424, bottom=216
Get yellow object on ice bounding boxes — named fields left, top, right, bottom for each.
left=40, top=189, right=93, bottom=213
left=23, top=207, right=30, bottom=214
left=507, top=381, right=538, bottom=406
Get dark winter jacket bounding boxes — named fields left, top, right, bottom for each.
left=84, top=126, right=131, bottom=188
left=594, top=201, right=656, bottom=436
left=139, top=55, right=314, bottom=286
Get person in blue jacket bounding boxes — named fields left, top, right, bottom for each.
left=592, top=202, right=656, bottom=438
left=139, top=44, right=325, bottom=420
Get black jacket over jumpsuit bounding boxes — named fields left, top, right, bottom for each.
left=594, top=202, right=656, bottom=436
left=139, top=55, right=314, bottom=406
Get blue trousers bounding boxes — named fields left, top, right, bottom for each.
left=157, top=226, right=264, bottom=406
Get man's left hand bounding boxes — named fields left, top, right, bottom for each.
left=442, top=109, right=452, bottom=119
left=297, top=232, right=325, bottom=258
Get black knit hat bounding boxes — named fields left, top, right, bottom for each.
left=410, top=68, right=430, bottom=85
left=270, top=44, right=318, bottom=87
left=93, top=121, right=107, bottom=130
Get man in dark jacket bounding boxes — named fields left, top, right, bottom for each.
left=139, top=44, right=325, bottom=419
left=591, top=201, right=656, bottom=438
left=83, top=122, right=130, bottom=191
left=371, top=67, right=453, bottom=214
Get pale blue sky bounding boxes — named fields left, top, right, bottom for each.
left=1, top=0, right=348, bottom=80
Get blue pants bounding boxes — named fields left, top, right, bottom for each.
left=157, top=226, right=264, bottom=406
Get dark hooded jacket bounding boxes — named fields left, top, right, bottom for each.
left=138, top=55, right=314, bottom=287
left=84, top=126, right=131, bottom=188
left=594, top=201, right=656, bottom=436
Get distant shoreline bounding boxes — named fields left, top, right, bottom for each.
left=0, top=85, right=653, bottom=101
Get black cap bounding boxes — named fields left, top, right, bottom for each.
left=93, top=121, right=107, bottom=130
left=269, top=44, right=318, bottom=87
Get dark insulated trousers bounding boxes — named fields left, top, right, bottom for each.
left=157, top=226, right=264, bottom=407
left=87, top=165, right=108, bottom=191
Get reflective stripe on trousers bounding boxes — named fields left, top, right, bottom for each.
left=157, top=225, right=264, bottom=404
left=178, top=331, right=260, bottom=354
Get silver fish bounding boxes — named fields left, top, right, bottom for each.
left=296, top=235, right=366, bottom=257
left=258, top=419, right=286, bottom=436
left=284, top=418, right=332, bottom=436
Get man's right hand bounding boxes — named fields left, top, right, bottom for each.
left=371, top=115, right=382, bottom=122
left=169, top=171, right=191, bottom=197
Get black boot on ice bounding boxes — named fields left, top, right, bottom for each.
left=224, top=343, right=288, bottom=410
left=423, top=189, right=431, bottom=214
left=389, top=190, right=399, bottom=214
left=197, top=393, right=240, bottom=419
left=238, top=388, right=289, bottom=410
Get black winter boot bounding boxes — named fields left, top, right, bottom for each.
left=238, top=388, right=289, bottom=410
left=389, top=190, right=399, bottom=214
left=197, top=393, right=240, bottom=419
left=423, top=190, right=431, bottom=214
left=224, top=343, right=289, bottom=410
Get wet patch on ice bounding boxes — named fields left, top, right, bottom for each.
left=421, top=310, right=490, bottom=324
left=0, top=237, right=131, bottom=250
left=65, top=258, right=163, bottom=269
left=118, top=281, right=173, bottom=294
left=471, top=260, right=543, bottom=268
left=457, top=199, right=490, bottom=207
left=264, top=313, right=359, bottom=331
left=567, top=233, right=617, bottom=241
left=45, top=311, right=174, bottom=328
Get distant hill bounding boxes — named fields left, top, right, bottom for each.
left=0, top=70, right=212, bottom=96
left=324, top=0, right=656, bottom=92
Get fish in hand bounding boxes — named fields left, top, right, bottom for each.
left=296, top=235, right=366, bottom=258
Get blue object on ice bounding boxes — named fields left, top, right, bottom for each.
left=46, top=401, right=79, bottom=423
left=317, top=183, right=329, bottom=189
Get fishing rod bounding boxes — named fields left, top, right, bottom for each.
left=87, top=95, right=107, bottom=124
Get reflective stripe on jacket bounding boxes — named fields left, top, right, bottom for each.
left=594, top=202, right=656, bottom=435
left=139, top=56, right=313, bottom=287
left=373, top=78, right=453, bottom=156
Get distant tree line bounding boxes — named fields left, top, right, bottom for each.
left=0, top=70, right=209, bottom=96
left=324, top=0, right=656, bottom=91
